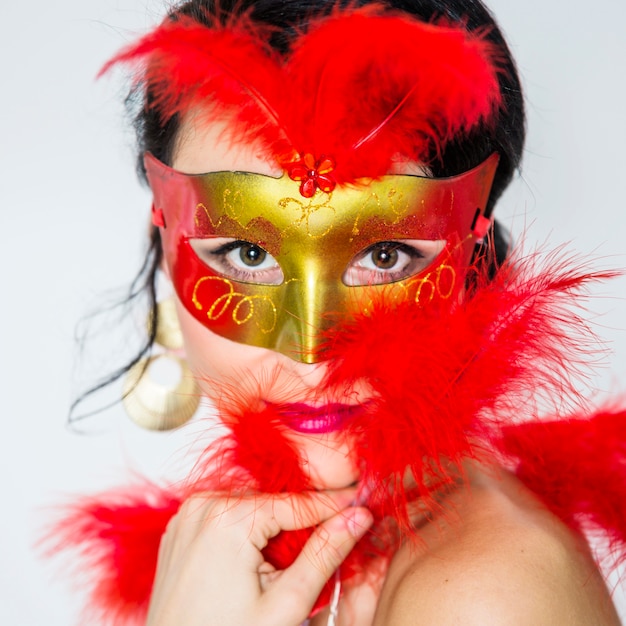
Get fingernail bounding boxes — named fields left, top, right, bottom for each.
left=346, top=507, right=373, bottom=538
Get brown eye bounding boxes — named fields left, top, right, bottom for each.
left=371, top=246, right=399, bottom=269
left=239, top=243, right=267, bottom=267
left=343, top=239, right=446, bottom=286
left=189, top=238, right=284, bottom=285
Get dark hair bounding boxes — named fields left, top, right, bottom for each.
left=72, top=0, right=524, bottom=419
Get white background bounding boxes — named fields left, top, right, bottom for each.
left=1, top=0, right=625, bottom=623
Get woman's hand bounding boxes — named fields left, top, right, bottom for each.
left=146, top=489, right=373, bottom=626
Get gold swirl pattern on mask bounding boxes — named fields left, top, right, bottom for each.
left=349, top=262, right=457, bottom=318
left=410, top=263, right=457, bottom=304
left=222, top=187, right=244, bottom=217
left=278, top=194, right=337, bottom=238
left=195, top=202, right=239, bottom=231
left=194, top=186, right=245, bottom=230
left=348, top=187, right=412, bottom=240
left=191, top=276, right=277, bottom=333
left=381, top=263, right=456, bottom=307
left=406, top=232, right=476, bottom=304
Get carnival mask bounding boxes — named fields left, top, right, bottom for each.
left=146, top=153, right=498, bottom=362
left=107, top=7, right=504, bottom=361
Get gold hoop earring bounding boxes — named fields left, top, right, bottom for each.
left=151, top=298, right=184, bottom=350
left=123, top=297, right=200, bottom=431
left=123, top=354, right=200, bottom=431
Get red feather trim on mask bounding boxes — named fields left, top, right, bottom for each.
left=101, top=6, right=502, bottom=182
left=283, top=10, right=503, bottom=180
left=100, top=13, right=293, bottom=162
left=43, top=249, right=626, bottom=624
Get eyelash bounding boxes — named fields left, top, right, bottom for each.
left=209, top=240, right=281, bottom=283
left=192, top=238, right=440, bottom=286
left=367, top=241, right=424, bottom=267
left=346, top=241, right=427, bottom=284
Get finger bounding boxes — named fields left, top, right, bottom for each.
left=158, top=495, right=216, bottom=558
left=264, top=506, right=373, bottom=620
left=160, top=489, right=358, bottom=560
left=255, top=488, right=358, bottom=533
left=225, top=489, right=359, bottom=551
left=258, top=561, right=280, bottom=592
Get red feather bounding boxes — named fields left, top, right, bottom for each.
left=43, top=248, right=626, bottom=623
left=101, top=6, right=502, bottom=181
left=284, top=10, right=503, bottom=180
left=184, top=393, right=311, bottom=495
left=500, top=408, right=626, bottom=568
left=101, top=14, right=294, bottom=162
left=42, top=484, right=180, bottom=625
left=317, top=252, right=616, bottom=533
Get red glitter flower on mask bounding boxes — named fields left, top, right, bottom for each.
left=287, top=153, right=336, bottom=198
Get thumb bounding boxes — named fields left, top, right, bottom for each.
left=266, top=506, right=373, bottom=620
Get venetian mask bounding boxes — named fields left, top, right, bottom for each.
left=146, top=152, right=498, bottom=362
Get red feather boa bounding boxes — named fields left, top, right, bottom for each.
left=42, top=250, right=626, bottom=624
left=50, top=7, right=626, bottom=623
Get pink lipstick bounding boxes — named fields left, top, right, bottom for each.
left=272, top=402, right=362, bottom=434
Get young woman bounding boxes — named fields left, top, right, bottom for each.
left=50, top=1, right=626, bottom=624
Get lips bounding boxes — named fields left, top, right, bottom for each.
left=271, top=402, right=363, bottom=434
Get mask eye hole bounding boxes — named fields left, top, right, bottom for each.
left=190, top=238, right=284, bottom=285
left=343, top=239, right=445, bottom=286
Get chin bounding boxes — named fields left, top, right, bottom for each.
left=290, top=432, right=360, bottom=490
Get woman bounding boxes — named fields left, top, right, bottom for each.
left=50, top=0, right=626, bottom=624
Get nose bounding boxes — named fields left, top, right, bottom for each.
left=273, top=256, right=339, bottom=364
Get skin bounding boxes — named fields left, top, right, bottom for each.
left=312, top=464, right=622, bottom=625
left=171, top=116, right=368, bottom=490
left=147, top=115, right=622, bottom=625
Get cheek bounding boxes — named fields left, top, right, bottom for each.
left=174, top=297, right=271, bottom=393
left=175, top=299, right=230, bottom=383
left=173, top=296, right=330, bottom=399
left=174, top=298, right=361, bottom=489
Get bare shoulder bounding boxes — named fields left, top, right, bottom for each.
left=373, top=464, right=621, bottom=626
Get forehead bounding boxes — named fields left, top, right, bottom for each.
left=172, top=114, right=428, bottom=177
left=172, top=115, right=282, bottom=176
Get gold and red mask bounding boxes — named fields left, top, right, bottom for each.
left=146, top=152, right=499, bottom=362
left=106, top=7, right=505, bottom=361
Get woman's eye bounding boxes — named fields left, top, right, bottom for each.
left=190, top=238, right=284, bottom=285
left=228, top=243, right=269, bottom=268
left=343, top=240, right=445, bottom=286
left=367, top=246, right=400, bottom=270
